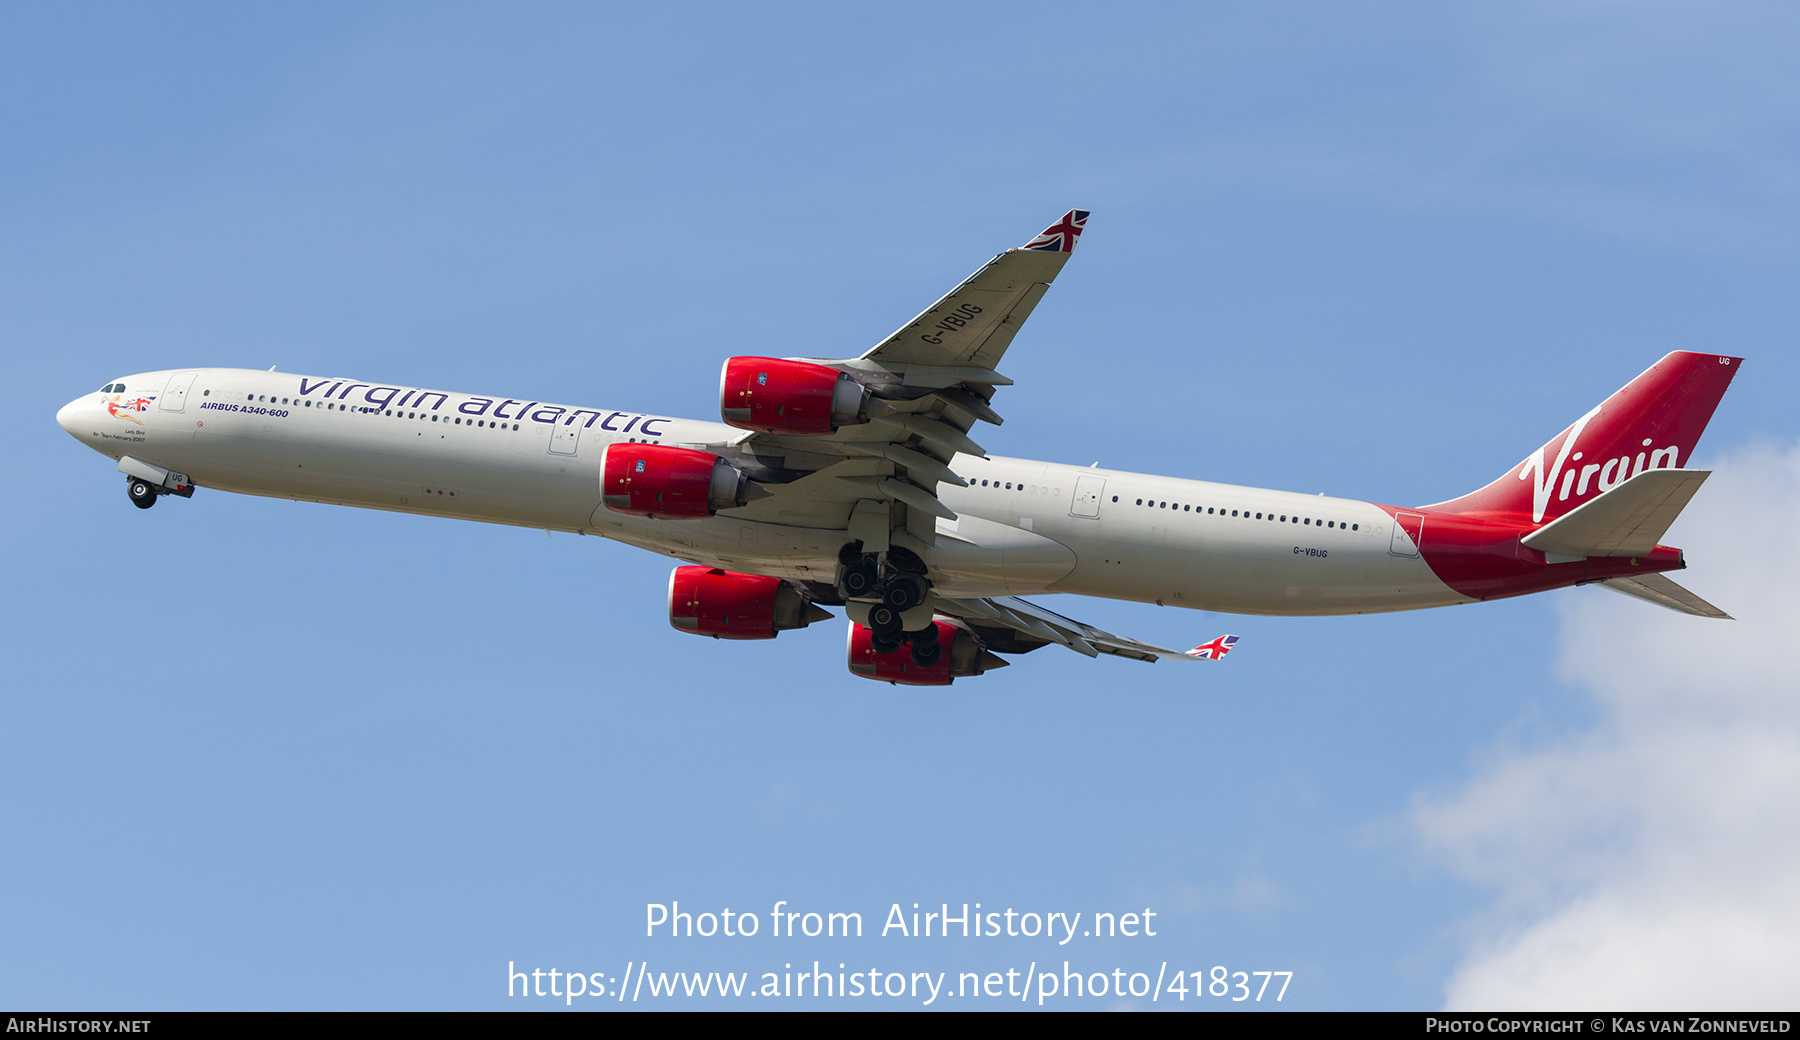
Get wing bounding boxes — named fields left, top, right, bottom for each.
left=861, top=208, right=1089, bottom=371
left=934, top=595, right=1204, bottom=664
left=703, top=211, right=1090, bottom=549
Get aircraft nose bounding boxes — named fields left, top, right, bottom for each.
left=56, top=396, right=86, bottom=436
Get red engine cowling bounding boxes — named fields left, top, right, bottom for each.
left=719, top=357, right=871, bottom=435
left=668, top=566, right=831, bottom=640
left=845, top=620, right=1007, bottom=686
left=602, top=443, right=759, bottom=518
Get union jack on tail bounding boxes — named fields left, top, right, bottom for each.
left=1187, top=635, right=1239, bottom=660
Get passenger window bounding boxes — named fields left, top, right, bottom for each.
left=1111, top=496, right=1118, bottom=502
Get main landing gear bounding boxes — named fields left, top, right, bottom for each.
left=837, top=545, right=941, bottom=667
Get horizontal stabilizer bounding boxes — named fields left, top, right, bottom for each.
left=1522, top=468, right=1710, bottom=558
left=1596, top=572, right=1732, bottom=619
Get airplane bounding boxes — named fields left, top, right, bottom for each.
left=55, top=210, right=1740, bottom=685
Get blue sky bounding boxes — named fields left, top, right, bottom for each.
left=4, top=3, right=1797, bottom=1010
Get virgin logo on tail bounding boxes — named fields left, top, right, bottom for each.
left=1429, top=352, right=1740, bottom=527
left=1516, top=407, right=1687, bottom=524
left=1518, top=405, right=1600, bottom=525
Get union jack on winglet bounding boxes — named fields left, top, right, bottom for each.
left=1187, top=635, right=1239, bottom=660
left=1022, top=209, right=1090, bottom=252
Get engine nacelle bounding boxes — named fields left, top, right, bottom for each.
left=668, top=566, right=832, bottom=640
left=845, top=620, right=1007, bottom=686
left=719, top=357, right=871, bottom=435
left=602, top=443, right=759, bottom=518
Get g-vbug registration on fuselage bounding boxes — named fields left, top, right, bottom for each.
left=55, top=210, right=1740, bottom=685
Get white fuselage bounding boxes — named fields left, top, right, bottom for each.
left=57, top=368, right=1469, bottom=616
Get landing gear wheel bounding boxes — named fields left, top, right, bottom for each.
left=838, top=560, right=878, bottom=600
left=909, top=642, right=942, bottom=668
left=908, top=621, right=940, bottom=649
left=881, top=573, right=927, bottom=611
left=867, top=604, right=903, bottom=637
left=870, top=633, right=903, bottom=656
left=127, top=478, right=157, bottom=509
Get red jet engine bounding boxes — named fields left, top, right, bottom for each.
left=668, top=566, right=832, bottom=640
left=602, top=443, right=763, bottom=518
left=719, top=357, right=873, bottom=435
left=845, top=620, right=1008, bottom=686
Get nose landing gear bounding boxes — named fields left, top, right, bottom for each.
left=127, top=477, right=158, bottom=509
left=123, top=470, right=194, bottom=510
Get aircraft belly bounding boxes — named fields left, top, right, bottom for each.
left=595, top=516, right=842, bottom=581
left=172, top=402, right=602, bottom=531
left=926, top=513, right=1077, bottom=596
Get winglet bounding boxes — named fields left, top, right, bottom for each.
left=1187, top=634, right=1239, bottom=660
left=1021, top=209, right=1091, bottom=253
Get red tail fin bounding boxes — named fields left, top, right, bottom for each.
left=1430, top=352, right=1741, bottom=525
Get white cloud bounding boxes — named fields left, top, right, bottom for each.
left=1415, top=441, right=1800, bottom=1010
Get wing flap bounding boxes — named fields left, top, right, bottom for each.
left=935, top=595, right=1201, bottom=664
left=1522, top=468, right=1711, bottom=557
left=1596, top=572, right=1733, bottom=619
